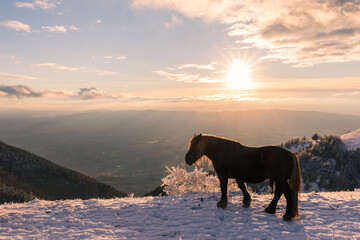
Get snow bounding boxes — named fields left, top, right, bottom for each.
left=340, top=128, right=360, bottom=150
left=1, top=191, right=360, bottom=239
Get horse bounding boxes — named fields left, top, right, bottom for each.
left=185, top=134, right=301, bottom=221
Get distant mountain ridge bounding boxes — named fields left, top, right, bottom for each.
left=0, top=140, right=127, bottom=204
left=1, top=109, right=360, bottom=195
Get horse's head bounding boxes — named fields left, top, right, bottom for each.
left=185, top=133, right=205, bottom=165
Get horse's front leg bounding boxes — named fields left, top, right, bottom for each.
left=217, top=174, right=228, bottom=209
left=236, top=179, right=252, bottom=207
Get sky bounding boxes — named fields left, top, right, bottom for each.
left=0, top=0, right=360, bottom=114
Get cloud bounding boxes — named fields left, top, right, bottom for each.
left=76, top=88, right=122, bottom=100
left=164, top=15, right=182, bottom=28
left=69, top=25, right=80, bottom=31
left=15, top=2, right=35, bottom=9
left=132, top=0, right=236, bottom=22
left=178, top=62, right=217, bottom=70
left=153, top=61, right=220, bottom=84
left=0, top=21, right=73, bottom=34
left=154, top=70, right=218, bottom=83
left=0, top=72, right=37, bottom=80
left=0, top=20, right=32, bottom=33
left=41, top=25, right=67, bottom=33
left=102, top=55, right=127, bottom=63
left=0, top=85, right=43, bottom=98
left=32, top=62, right=117, bottom=75
left=15, top=0, right=60, bottom=10
left=32, top=63, right=79, bottom=71
left=133, top=0, right=360, bottom=67
left=116, top=55, right=127, bottom=60
left=333, top=91, right=360, bottom=96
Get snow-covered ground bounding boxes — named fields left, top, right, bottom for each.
left=340, top=128, right=360, bottom=150
left=1, top=191, right=360, bottom=239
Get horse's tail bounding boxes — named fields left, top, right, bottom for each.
left=289, top=152, right=301, bottom=219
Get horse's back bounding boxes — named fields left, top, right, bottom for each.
left=208, top=137, right=295, bottom=183
left=258, top=146, right=295, bottom=180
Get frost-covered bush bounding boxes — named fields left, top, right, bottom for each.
left=161, top=166, right=239, bottom=196
left=0, top=184, right=35, bottom=204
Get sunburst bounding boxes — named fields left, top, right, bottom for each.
left=226, top=60, right=253, bottom=90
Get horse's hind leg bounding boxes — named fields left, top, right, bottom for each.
left=281, top=181, right=295, bottom=221
left=264, top=181, right=283, bottom=214
left=236, top=179, right=252, bottom=207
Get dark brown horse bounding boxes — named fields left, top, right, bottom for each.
left=185, top=134, right=301, bottom=221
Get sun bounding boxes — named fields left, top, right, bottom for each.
left=226, top=60, right=252, bottom=90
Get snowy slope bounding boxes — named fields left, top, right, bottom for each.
left=340, top=128, right=360, bottom=150
left=1, top=191, right=360, bottom=239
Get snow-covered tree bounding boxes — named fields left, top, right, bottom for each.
left=161, top=166, right=239, bottom=196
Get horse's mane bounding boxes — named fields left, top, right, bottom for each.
left=189, top=134, right=242, bottom=166
left=190, top=134, right=241, bottom=146
left=189, top=133, right=241, bottom=168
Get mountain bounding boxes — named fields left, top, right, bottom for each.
left=340, top=128, right=360, bottom=150
left=1, top=109, right=360, bottom=195
left=0, top=140, right=127, bottom=203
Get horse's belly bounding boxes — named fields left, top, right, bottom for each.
left=243, top=176, right=268, bottom=184
left=228, top=168, right=268, bottom=184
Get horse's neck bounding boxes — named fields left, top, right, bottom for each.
left=203, top=136, right=245, bottom=161
left=202, top=136, right=221, bottom=160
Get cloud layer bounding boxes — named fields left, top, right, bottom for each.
left=0, top=85, right=122, bottom=100
left=133, top=0, right=360, bottom=67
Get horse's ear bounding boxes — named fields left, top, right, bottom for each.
left=194, top=134, right=196, bottom=137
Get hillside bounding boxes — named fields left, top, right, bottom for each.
left=278, top=134, right=360, bottom=193
left=0, top=191, right=359, bottom=239
left=1, top=109, right=360, bottom=195
left=0, top=140, right=127, bottom=203
left=340, top=128, right=360, bottom=150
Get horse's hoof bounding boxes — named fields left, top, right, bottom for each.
left=264, top=207, right=276, bottom=214
left=282, top=214, right=292, bottom=221
left=217, top=201, right=228, bottom=209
